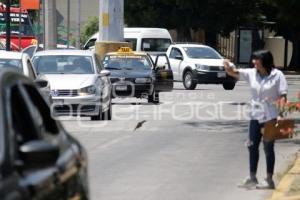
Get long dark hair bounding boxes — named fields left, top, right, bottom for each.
left=252, top=50, right=275, bottom=74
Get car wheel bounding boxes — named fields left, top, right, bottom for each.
left=102, top=101, right=112, bottom=120
left=148, top=92, right=159, bottom=104
left=91, top=106, right=102, bottom=121
left=183, top=71, right=197, bottom=90
left=223, top=83, right=235, bottom=90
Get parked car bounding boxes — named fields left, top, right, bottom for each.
left=0, top=69, right=89, bottom=200
left=32, top=50, right=112, bottom=120
left=166, top=44, right=237, bottom=90
left=83, top=28, right=173, bottom=53
left=103, top=47, right=173, bottom=103
left=0, top=51, right=51, bottom=102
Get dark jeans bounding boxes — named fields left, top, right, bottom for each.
left=248, top=120, right=275, bottom=175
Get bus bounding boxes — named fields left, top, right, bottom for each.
left=0, top=3, right=37, bottom=51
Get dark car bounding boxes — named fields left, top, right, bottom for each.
left=0, top=70, right=89, bottom=200
left=103, top=47, right=173, bottom=103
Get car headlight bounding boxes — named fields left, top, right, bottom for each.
left=78, top=85, right=96, bottom=96
left=195, top=64, right=210, bottom=71
left=135, top=78, right=152, bottom=83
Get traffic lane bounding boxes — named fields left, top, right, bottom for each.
left=67, top=120, right=298, bottom=200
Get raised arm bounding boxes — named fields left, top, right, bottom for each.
left=223, top=59, right=239, bottom=79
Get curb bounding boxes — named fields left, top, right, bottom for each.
left=268, top=152, right=300, bottom=200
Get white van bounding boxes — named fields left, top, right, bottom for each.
left=83, top=28, right=173, bottom=53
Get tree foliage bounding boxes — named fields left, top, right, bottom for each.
left=80, top=16, right=98, bottom=44
left=262, top=0, right=300, bottom=69
left=125, top=0, right=261, bottom=44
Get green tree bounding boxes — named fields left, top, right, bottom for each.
left=80, top=16, right=98, bottom=44
left=124, top=0, right=261, bottom=47
left=262, top=0, right=300, bottom=69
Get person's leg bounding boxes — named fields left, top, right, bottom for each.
left=248, top=120, right=262, bottom=178
left=256, top=140, right=275, bottom=189
left=239, top=120, right=262, bottom=188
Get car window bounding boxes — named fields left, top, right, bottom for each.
left=27, top=60, right=36, bottom=79
left=84, top=38, right=96, bottom=50
left=141, top=38, right=171, bottom=52
left=23, top=84, right=59, bottom=136
left=103, top=55, right=153, bottom=70
left=9, top=85, right=40, bottom=146
left=0, top=58, right=23, bottom=73
left=183, top=47, right=222, bottom=59
left=33, top=55, right=94, bottom=75
left=169, top=48, right=183, bottom=59
left=125, top=38, right=137, bottom=51
left=23, top=46, right=37, bottom=58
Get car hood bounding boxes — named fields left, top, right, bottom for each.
left=188, top=58, right=225, bottom=66
left=109, top=70, right=152, bottom=78
left=44, top=74, right=97, bottom=90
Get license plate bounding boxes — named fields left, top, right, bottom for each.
left=53, top=99, right=64, bottom=104
left=217, top=72, right=226, bottom=78
left=116, top=85, right=127, bottom=91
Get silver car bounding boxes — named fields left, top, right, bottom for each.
left=0, top=51, right=51, bottom=102
left=32, top=50, right=112, bottom=120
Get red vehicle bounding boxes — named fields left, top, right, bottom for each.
left=0, top=3, right=37, bottom=51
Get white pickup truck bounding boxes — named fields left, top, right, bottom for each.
left=166, top=44, right=237, bottom=90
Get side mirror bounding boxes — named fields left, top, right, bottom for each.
left=99, top=69, right=111, bottom=77
left=34, top=79, right=49, bottom=88
left=175, top=55, right=183, bottom=60
left=18, top=140, right=59, bottom=170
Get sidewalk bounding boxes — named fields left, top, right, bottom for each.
left=268, top=151, right=300, bottom=200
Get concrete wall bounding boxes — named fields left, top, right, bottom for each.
left=56, top=0, right=99, bottom=32
left=265, top=37, right=293, bottom=68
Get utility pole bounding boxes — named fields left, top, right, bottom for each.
left=76, top=0, right=81, bottom=49
left=66, top=0, right=70, bottom=48
left=5, top=0, right=11, bottom=51
left=96, top=0, right=127, bottom=59
left=98, top=0, right=124, bottom=41
left=44, top=0, right=57, bottom=49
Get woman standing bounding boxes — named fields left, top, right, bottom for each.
left=223, top=50, right=288, bottom=189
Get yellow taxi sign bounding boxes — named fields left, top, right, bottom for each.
left=117, top=47, right=132, bottom=53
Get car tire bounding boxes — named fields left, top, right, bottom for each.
left=222, top=83, right=235, bottom=90
left=148, top=92, right=159, bottom=104
left=183, top=71, right=197, bottom=90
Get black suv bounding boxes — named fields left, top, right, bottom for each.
left=0, top=70, right=89, bottom=200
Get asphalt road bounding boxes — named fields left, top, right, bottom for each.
left=62, top=75, right=300, bottom=200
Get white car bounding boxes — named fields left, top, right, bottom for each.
left=0, top=51, right=51, bottom=101
left=32, top=50, right=112, bottom=120
left=22, top=44, right=76, bottom=58
left=166, top=44, right=237, bottom=90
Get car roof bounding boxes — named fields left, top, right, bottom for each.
left=171, top=44, right=213, bottom=48
left=106, top=51, right=148, bottom=56
left=33, top=50, right=94, bottom=57
left=0, top=51, right=24, bottom=59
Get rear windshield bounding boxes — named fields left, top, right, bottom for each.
left=141, top=38, right=171, bottom=52
left=0, top=59, right=23, bottom=72
left=33, top=55, right=94, bottom=75
left=103, top=55, right=152, bottom=70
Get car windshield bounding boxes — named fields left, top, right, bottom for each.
left=184, top=47, right=222, bottom=59
left=0, top=59, right=22, bottom=72
left=33, top=55, right=94, bottom=75
left=141, top=38, right=171, bottom=52
left=103, top=55, right=152, bottom=70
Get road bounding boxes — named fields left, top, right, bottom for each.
left=62, top=76, right=300, bottom=200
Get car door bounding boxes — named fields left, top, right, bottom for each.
left=95, top=54, right=111, bottom=110
left=0, top=73, right=28, bottom=200
left=153, top=54, right=174, bottom=92
left=168, top=47, right=184, bottom=80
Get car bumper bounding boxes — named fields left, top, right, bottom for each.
left=51, top=95, right=101, bottom=116
left=193, top=70, right=236, bottom=84
left=112, top=83, right=153, bottom=98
